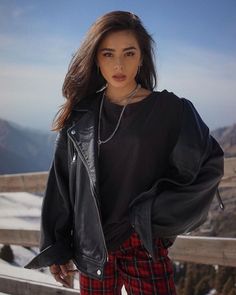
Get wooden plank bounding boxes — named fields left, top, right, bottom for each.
left=0, top=261, right=127, bottom=295
left=0, top=172, right=48, bottom=193
left=0, top=276, right=78, bottom=295
left=0, top=262, right=78, bottom=295
left=224, top=157, right=236, bottom=176
left=169, top=235, right=236, bottom=267
left=0, top=157, right=235, bottom=193
left=0, top=229, right=39, bottom=247
left=222, top=157, right=236, bottom=187
left=1, top=228, right=236, bottom=267
left=220, top=175, right=236, bottom=187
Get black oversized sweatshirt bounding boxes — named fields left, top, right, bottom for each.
left=98, top=90, right=183, bottom=251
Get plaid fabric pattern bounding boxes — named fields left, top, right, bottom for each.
left=79, top=231, right=176, bottom=295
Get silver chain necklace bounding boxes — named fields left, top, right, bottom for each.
left=98, top=83, right=141, bottom=154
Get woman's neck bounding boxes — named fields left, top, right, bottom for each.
left=105, top=82, right=138, bottom=102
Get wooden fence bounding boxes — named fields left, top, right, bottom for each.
left=1, top=228, right=236, bottom=267
left=0, top=157, right=236, bottom=193
left=0, top=157, right=235, bottom=294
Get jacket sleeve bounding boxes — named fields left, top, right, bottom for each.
left=151, top=98, right=224, bottom=237
left=25, top=126, right=73, bottom=269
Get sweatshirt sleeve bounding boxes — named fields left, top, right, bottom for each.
left=25, top=126, right=73, bottom=269
left=151, top=98, right=224, bottom=237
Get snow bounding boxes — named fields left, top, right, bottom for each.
left=0, top=192, right=127, bottom=294
left=0, top=192, right=41, bottom=230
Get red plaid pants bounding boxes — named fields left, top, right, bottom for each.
left=79, top=231, right=176, bottom=295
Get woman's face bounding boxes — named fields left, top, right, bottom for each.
left=96, top=30, right=142, bottom=92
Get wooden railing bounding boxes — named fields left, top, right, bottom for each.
left=0, top=157, right=236, bottom=294
left=0, top=157, right=236, bottom=193
left=0, top=270, right=78, bottom=295
left=0, top=228, right=236, bottom=267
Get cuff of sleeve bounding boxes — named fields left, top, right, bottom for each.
left=24, top=240, right=72, bottom=269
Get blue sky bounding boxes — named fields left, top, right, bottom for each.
left=0, top=0, right=235, bottom=131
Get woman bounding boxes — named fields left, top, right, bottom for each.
left=25, top=11, right=224, bottom=295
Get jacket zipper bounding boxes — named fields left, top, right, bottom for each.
left=68, top=134, right=109, bottom=263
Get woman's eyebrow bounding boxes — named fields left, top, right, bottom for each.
left=99, top=46, right=137, bottom=52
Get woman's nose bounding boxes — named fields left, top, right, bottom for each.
left=114, top=58, right=123, bottom=71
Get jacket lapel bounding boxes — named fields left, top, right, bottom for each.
left=67, top=92, right=102, bottom=192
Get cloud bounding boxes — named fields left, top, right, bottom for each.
left=157, top=43, right=236, bottom=129
left=0, top=62, right=66, bottom=131
left=12, top=7, right=26, bottom=18
left=0, top=3, right=35, bottom=28
left=0, top=30, right=81, bottom=131
left=0, top=2, right=82, bottom=65
left=0, top=33, right=77, bottom=65
left=0, top=36, right=235, bottom=131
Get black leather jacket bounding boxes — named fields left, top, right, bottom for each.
left=25, top=90, right=224, bottom=280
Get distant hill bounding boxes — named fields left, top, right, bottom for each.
left=193, top=157, right=236, bottom=239
left=0, top=118, right=235, bottom=174
left=0, top=118, right=56, bottom=174
left=189, top=123, right=236, bottom=238
left=211, top=123, right=236, bottom=157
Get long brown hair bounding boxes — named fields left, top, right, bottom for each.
left=52, top=11, right=157, bottom=131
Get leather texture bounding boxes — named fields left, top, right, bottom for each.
left=25, top=90, right=224, bottom=280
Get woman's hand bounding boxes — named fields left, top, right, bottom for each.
left=49, top=260, right=77, bottom=288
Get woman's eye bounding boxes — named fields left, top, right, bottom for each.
left=126, top=52, right=135, bottom=56
left=102, top=52, right=135, bottom=58
left=103, top=52, right=113, bottom=57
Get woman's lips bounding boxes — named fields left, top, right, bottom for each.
left=112, top=75, right=126, bottom=81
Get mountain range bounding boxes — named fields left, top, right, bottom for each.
left=0, top=118, right=235, bottom=175
left=211, top=123, right=236, bottom=158
left=0, top=118, right=56, bottom=174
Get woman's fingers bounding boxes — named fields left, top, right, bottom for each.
left=50, top=263, right=60, bottom=275
left=49, top=262, right=76, bottom=288
left=54, top=273, right=71, bottom=288
left=60, top=263, right=70, bottom=276
left=59, top=263, right=75, bottom=288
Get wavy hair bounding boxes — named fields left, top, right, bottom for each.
left=52, top=11, right=157, bottom=131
